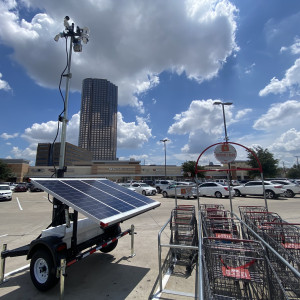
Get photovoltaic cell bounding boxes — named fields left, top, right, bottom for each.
left=30, top=178, right=160, bottom=227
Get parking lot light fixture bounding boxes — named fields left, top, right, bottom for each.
left=160, top=139, right=169, bottom=178
left=213, top=101, right=232, bottom=142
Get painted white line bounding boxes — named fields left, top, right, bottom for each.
left=0, top=234, right=8, bottom=238
left=152, top=267, right=173, bottom=299
left=4, top=264, right=30, bottom=278
left=16, top=197, right=23, bottom=211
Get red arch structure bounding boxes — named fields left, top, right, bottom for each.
left=194, top=142, right=268, bottom=210
left=195, top=142, right=263, bottom=174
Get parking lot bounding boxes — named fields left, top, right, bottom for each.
left=0, top=191, right=299, bottom=299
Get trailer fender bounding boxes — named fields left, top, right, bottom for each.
left=27, top=236, right=67, bottom=267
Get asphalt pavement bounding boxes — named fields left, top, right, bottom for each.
left=0, top=190, right=299, bottom=299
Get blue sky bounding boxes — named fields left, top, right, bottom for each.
left=1, top=0, right=300, bottom=168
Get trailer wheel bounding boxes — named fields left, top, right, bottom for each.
left=100, top=224, right=121, bottom=253
left=30, top=249, right=59, bottom=291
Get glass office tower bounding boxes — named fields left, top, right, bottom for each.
left=79, top=78, right=118, bottom=160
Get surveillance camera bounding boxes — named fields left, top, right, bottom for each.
left=64, top=16, right=71, bottom=29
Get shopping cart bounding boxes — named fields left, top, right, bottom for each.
left=239, top=206, right=300, bottom=298
left=202, top=237, right=289, bottom=300
left=169, top=205, right=198, bottom=274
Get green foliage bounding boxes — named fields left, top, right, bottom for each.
left=286, top=164, right=300, bottom=179
left=247, top=146, right=279, bottom=179
left=181, top=161, right=205, bottom=178
left=0, top=161, right=13, bottom=181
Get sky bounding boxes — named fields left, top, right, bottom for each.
left=1, top=0, right=300, bottom=168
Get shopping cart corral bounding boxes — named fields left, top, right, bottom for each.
left=156, top=204, right=199, bottom=298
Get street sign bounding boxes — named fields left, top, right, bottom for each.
left=214, top=143, right=237, bottom=164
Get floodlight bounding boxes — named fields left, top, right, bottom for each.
left=54, top=34, right=60, bottom=42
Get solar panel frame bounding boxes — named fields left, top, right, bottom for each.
left=30, top=178, right=160, bottom=227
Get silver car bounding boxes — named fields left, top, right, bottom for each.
left=0, top=184, right=13, bottom=201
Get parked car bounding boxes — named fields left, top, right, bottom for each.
left=198, top=182, right=235, bottom=198
left=29, top=184, right=44, bottom=192
left=118, top=183, right=136, bottom=192
left=270, top=180, right=300, bottom=198
left=0, top=184, right=13, bottom=201
left=161, top=184, right=197, bottom=199
left=130, top=183, right=156, bottom=196
left=9, top=183, right=17, bottom=191
left=234, top=181, right=286, bottom=199
left=14, top=183, right=28, bottom=192
left=142, top=180, right=155, bottom=186
left=155, top=180, right=176, bottom=193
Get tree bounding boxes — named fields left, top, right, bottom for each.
left=247, top=146, right=279, bottom=179
left=0, top=161, right=13, bottom=181
left=181, top=161, right=205, bottom=178
left=286, top=164, right=300, bottom=179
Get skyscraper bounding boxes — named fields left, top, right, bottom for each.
left=79, top=78, right=118, bottom=160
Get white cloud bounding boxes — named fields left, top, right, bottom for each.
left=253, top=100, right=300, bottom=131
left=259, top=58, right=300, bottom=96
left=117, top=112, right=152, bottom=149
left=168, top=99, right=235, bottom=153
left=280, top=37, right=300, bottom=55
left=269, top=128, right=300, bottom=153
left=1, top=132, right=19, bottom=139
left=235, top=108, right=252, bottom=120
left=0, top=73, right=11, bottom=91
left=0, top=0, right=238, bottom=111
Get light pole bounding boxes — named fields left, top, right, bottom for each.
left=160, top=139, right=169, bottom=178
left=213, top=101, right=232, bottom=142
left=213, top=101, right=233, bottom=212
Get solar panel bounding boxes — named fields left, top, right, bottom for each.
left=30, top=178, right=160, bottom=227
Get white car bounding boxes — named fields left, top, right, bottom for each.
left=162, top=184, right=197, bottom=199
left=118, top=183, right=136, bottom=192
left=234, top=181, right=286, bottom=199
left=155, top=180, right=176, bottom=193
left=198, top=182, right=235, bottom=198
left=0, top=184, right=13, bottom=201
left=270, top=180, right=300, bottom=198
left=130, top=183, right=156, bottom=196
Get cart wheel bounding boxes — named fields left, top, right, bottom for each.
left=30, top=249, right=59, bottom=291
left=100, top=224, right=121, bottom=253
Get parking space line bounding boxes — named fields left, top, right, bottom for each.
left=16, top=197, right=23, bottom=211
left=152, top=267, right=172, bottom=299
left=0, top=234, right=8, bottom=238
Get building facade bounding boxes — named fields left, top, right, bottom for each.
left=0, top=159, right=30, bottom=182
left=79, top=78, right=118, bottom=160
left=35, top=142, right=93, bottom=167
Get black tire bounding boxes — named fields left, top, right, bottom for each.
left=265, top=190, right=275, bottom=199
left=142, top=190, right=147, bottom=196
left=234, top=189, right=241, bottom=197
left=162, top=191, right=168, bottom=198
left=156, top=187, right=161, bottom=193
left=151, top=190, right=156, bottom=196
left=30, top=249, right=59, bottom=292
left=215, top=191, right=222, bottom=198
left=100, top=224, right=121, bottom=253
left=284, top=189, right=295, bottom=198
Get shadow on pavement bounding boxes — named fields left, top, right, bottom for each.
left=0, top=253, right=150, bottom=300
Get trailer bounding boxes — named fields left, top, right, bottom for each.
left=0, top=178, right=160, bottom=292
